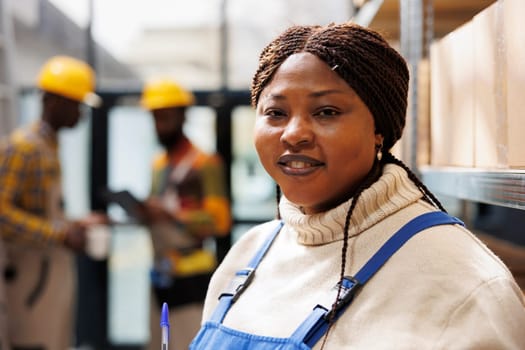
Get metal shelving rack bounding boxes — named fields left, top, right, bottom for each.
left=421, top=167, right=525, bottom=211
left=399, top=0, right=525, bottom=213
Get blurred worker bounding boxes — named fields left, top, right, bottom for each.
left=0, top=55, right=107, bottom=349
left=140, top=78, right=231, bottom=350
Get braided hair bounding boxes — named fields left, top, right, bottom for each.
left=251, top=22, right=446, bottom=346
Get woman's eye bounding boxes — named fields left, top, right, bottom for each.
left=316, top=108, right=339, bottom=117
left=265, top=109, right=286, bottom=118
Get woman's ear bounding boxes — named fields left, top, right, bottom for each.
left=374, top=133, right=384, bottom=151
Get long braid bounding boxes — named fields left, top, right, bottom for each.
left=320, top=160, right=382, bottom=349
left=381, top=152, right=447, bottom=212
left=275, top=184, right=282, bottom=220
left=320, top=151, right=446, bottom=349
left=319, top=154, right=446, bottom=350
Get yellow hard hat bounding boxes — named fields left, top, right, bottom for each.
left=140, top=78, right=195, bottom=110
left=37, top=55, right=101, bottom=107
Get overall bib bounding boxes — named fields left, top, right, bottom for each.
left=190, top=212, right=463, bottom=350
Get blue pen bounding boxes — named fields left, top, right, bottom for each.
left=160, top=302, right=170, bottom=350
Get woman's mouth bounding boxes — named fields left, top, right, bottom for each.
left=278, top=155, right=324, bottom=175
left=288, top=161, right=313, bottom=169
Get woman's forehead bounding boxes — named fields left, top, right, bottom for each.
left=258, top=53, right=358, bottom=102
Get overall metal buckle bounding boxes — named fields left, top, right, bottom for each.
left=324, top=276, right=361, bottom=320
left=221, top=267, right=255, bottom=303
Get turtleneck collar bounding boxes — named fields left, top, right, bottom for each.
left=279, top=164, right=424, bottom=245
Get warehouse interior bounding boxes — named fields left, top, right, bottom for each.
left=0, top=0, right=523, bottom=349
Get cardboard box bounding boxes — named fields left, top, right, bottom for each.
left=430, top=21, right=475, bottom=167
left=430, top=39, right=451, bottom=166
left=504, top=0, right=525, bottom=168
left=449, top=21, right=475, bottom=167
left=473, top=2, right=504, bottom=168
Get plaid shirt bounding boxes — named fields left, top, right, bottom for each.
left=0, top=120, right=67, bottom=245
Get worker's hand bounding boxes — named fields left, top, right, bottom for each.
left=63, top=222, right=87, bottom=253
left=138, top=198, right=174, bottom=225
left=78, top=211, right=110, bottom=226
left=63, top=213, right=109, bottom=253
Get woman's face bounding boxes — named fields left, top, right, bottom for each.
left=254, top=52, right=383, bottom=214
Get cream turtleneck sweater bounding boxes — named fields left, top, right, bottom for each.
left=201, top=164, right=525, bottom=349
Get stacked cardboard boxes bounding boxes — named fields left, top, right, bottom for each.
left=429, top=0, right=525, bottom=169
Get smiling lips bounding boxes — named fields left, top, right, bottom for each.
left=278, top=154, right=324, bottom=175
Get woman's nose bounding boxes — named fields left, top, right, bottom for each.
left=280, top=116, right=314, bottom=149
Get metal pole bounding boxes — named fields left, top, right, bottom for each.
left=216, top=0, right=233, bottom=263
left=400, top=0, right=423, bottom=175
left=424, top=0, right=434, bottom=58
left=219, top=0, right=228, bottom=90
left=349, top=0, right=357, bottom=19
left=0, top=0, right=18, bottom=135
left=86, top=0, right=95, bottom=70
left=79, top=1, right=110, bottom=348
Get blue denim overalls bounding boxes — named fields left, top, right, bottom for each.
left=190, top=211, right=463, bottom=350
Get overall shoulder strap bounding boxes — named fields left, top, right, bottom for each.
left=354, top=211, right=463, bottom=284
left=293, top=211, right=464, bottom=348
left=209, top=221, right=284, bottom=323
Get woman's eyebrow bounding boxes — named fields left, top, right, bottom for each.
left=261, top=88, right=356, bottom=102
left=309, top=89, right=356, bottom=98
